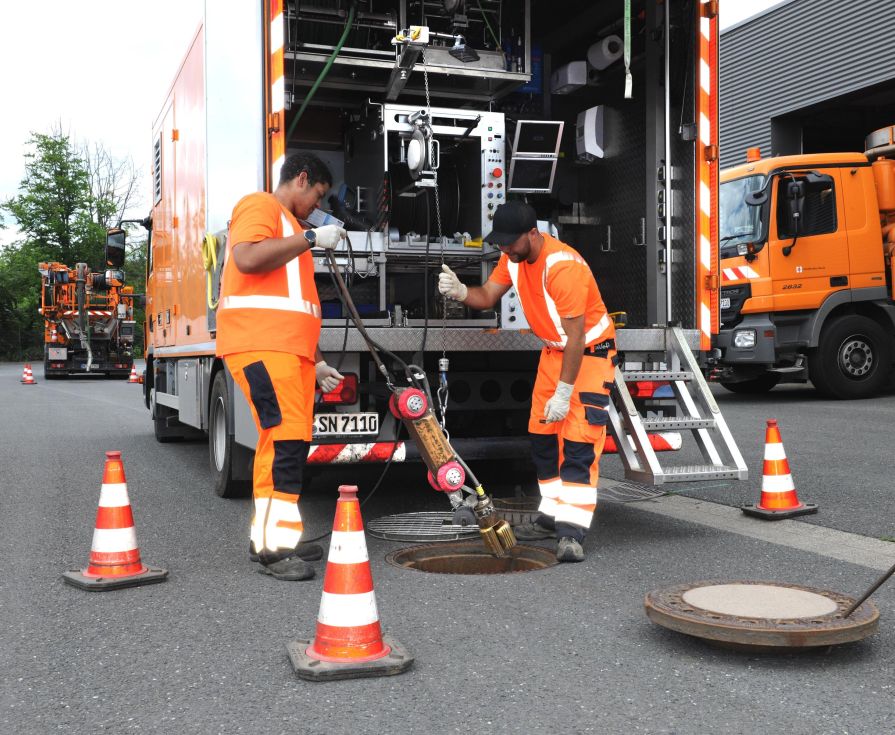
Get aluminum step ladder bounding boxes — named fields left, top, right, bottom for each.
left=606, top=326, right=748, bottom=485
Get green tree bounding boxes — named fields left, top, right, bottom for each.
left=0, top=129, right=144, bottom=359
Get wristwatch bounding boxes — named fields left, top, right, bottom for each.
left=304, top=228, right=317, bottom=246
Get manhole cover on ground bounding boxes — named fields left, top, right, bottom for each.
left=386, top=541, right=557, bottom=575
left=645, top=580, right=879, bottom=649
left=367, top=511, right=480, bottom=542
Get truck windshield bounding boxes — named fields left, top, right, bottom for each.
left=720, top=175, right=766, bottom=259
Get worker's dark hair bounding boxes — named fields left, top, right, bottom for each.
left=279, top=152, right=333, bottom=188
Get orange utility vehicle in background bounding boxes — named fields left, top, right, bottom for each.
left=712, top=125, right=895, bottom=399
left=38, top=229, right=137, bottom=379
left=145, top=0, right=740, bottom=499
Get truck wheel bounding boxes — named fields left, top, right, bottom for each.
left=720, top=373, right=780, bottom=394
left=809, top=315, right=892, bottom=399
left=209, top=370, right=251, bottom=499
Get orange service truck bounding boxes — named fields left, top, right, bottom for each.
left=711, top=125, right=895, bottom=399
left=144, top=0, right=725, bottom=497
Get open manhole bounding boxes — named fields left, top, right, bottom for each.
left=386, top=541, right=557, bottom=575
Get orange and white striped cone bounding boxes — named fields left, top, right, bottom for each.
left=742, top=419, right=818, bottom=520
left=287, top=485, right=413, bottom=681
left=62, top=451, right=168, bottom=591
left=127, top=365, right=140, bottom=383
left=21, top=364, right=36, bottom=385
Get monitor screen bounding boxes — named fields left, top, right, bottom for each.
left=507, top=158, right=558, bottom=193
left=512, top=120, right=564, bottom=156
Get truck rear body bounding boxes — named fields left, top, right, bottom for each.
left=145, top=1, right=721, bottom=491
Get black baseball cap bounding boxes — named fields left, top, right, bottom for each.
left=484, top=201, right=537, bottom=248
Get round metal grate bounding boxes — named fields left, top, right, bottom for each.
left=367, top=511, right=481, bottom=543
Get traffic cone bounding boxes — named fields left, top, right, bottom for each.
left=21, top=364, right=36, bottom=385
left=287, top=485, right=413, bottom=681
left=128, top=365, right=140, bottom=383
left=62, top=451, right=168, bottom=591
left=742, top=419, right=818, bottom=520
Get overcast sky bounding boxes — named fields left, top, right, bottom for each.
left=0, top=0, right=787, bottom=245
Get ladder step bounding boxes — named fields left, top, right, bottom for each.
left=623, top=370, right=694, bottom=382
left=627, top=464, right=744, bottom=484
left=641, top=416, right=714, bottom=431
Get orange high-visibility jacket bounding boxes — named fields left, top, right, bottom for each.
left=216, top=192, right=321, bottom=359
left=489, top=233, right=614, bottom=350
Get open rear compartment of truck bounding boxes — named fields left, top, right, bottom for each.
left=146, top=0, right=746, bottom=498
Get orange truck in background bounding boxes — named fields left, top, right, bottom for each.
left=38, top=229, right=137, bottom=379
left=710, top=125, right=895, bottom=399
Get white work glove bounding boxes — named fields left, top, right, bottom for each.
left=438, top=264, right=468, bottom=302
left=543, top=381, right=574, bottom=423
left=315, top=361, right=344, bottom=393
left=312, top=224, right=347, bottom=250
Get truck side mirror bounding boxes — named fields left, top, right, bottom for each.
left=105, top=228, right=127, bottom=268
left=745, top=190, right=768, bottom=206
left=785, top=180, right=805, bottom=234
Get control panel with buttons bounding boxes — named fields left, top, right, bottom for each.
left=480, top=115, right=506, bottom=236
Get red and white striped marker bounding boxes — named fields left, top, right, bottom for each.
left=287, top=485, right=412, bottom=681
left=743, top=420, right=817, bottom=520
left=21, top=364, right=36, bottom=385
left=62, top=451, right=167, bottom=590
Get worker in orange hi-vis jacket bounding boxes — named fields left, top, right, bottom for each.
left=438, top=201, right=616, bottom=562
left=216, top=152, right=347, bottom=581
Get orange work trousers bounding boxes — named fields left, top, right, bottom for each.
left=225, top=351, right=316, bottom=556
left=528, top=344, right=616, bottom=541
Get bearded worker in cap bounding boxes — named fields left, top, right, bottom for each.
left=437, top=201, right=616, bottom=562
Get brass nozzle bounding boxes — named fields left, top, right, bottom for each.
left=478, top=516, right=517, bottom=557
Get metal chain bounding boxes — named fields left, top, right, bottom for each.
left=421, top=46, right=450, bottom=428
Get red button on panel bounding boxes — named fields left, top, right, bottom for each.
left=491, top=167, right=503, bottom=178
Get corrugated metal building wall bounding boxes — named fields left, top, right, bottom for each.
left=720, top=0, right=895, bottom=169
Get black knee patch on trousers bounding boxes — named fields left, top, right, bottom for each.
left=273, top=439, right=309, bottom=494
left=244, top=361, right=282, bottom=429
left=529, top=433, right=560, bottom=480
left=560, top=440, right=596, bottom=485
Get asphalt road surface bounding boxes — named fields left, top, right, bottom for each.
left=2, top=363, right=893, bottom=734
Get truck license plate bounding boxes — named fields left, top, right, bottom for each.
left=720, top=297, right=731, bottom=310
left=313, top=413, right=379, bottom=437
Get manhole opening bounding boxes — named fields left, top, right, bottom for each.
left=386, top=542, right=556, bottom=575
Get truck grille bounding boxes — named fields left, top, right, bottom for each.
left=720, top=284, right=751, bottom=329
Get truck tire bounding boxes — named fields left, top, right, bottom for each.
left=720, top=373, right=780, bottom=394
left=809, top=315, right=892, bottom=399
left=209, top=370, right=252, bottom=498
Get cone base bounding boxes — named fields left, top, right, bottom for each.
left=62, top=565, right=168, bottom=591
left=287, top=634, right=413, bottom=681
left=742, top=502, right=818, bottom=520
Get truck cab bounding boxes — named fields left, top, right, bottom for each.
left=713, top=147, right=895, bottom=398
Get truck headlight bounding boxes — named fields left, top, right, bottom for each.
left=733, top=329, right=756, bottom=348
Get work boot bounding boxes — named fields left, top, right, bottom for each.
left=257, top=552, right=316, bottom=581
left=556, top=537, right=585, bottom=563
left=513, top=521, right=557, bottom=540
left=249, top=541, right=324, bottom=563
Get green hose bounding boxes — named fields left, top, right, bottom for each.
left=286, top=3, right=356, bottom=141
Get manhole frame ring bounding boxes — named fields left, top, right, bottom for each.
left=385, top=541, right=558, bottom=575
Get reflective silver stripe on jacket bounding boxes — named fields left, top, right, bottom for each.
left=219, top=214, right=321, bottom=317
left=509, top=252, right=612, bottom=350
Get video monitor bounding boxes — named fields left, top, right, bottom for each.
left=511, top=120, right=564, bottom=157
left=507, top=158, right=558, bottom=194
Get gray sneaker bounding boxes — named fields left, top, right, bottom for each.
left=556, top=537, right=585, bottom=562
left=513, top=522, right=557, bottom=540
left=250, top=541, right=324, bottom=563
left=258, top=554, right=316, bottom=581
